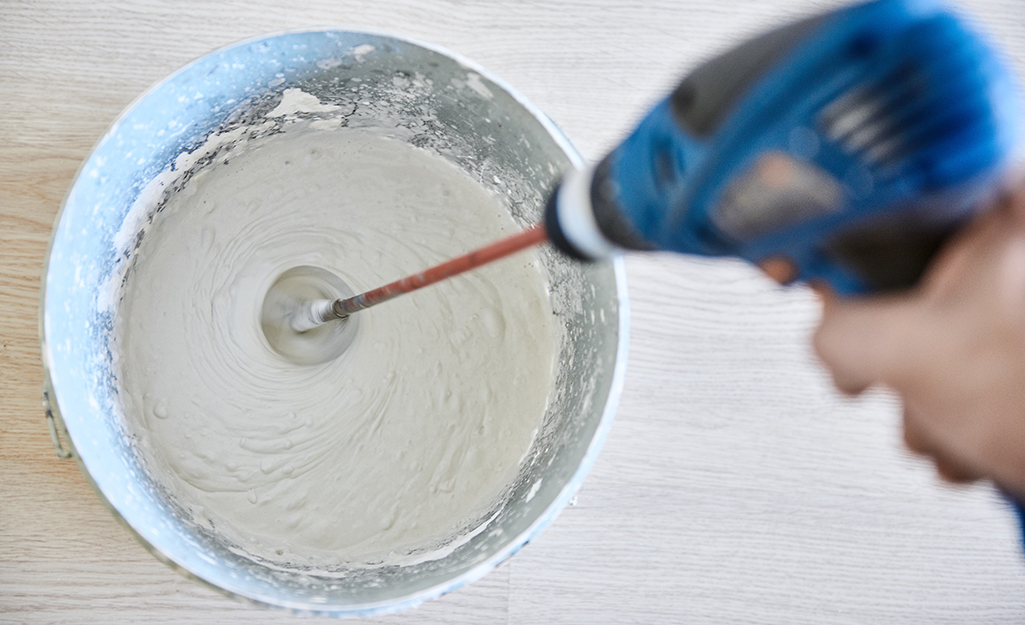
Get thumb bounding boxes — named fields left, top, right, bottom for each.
left=813, top=290, right=920, bottom=395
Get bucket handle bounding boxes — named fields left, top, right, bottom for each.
left=43, top=388, right=73, bottom=459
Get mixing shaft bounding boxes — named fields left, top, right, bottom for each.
left=261, top=223, right=549, bottom=364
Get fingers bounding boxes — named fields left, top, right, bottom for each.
left=812, top=189, right=1025, bottom=492
left=814, top=288, right=983, bottom=484
left=903, top=404, right=983, bottom=484
left=813, top=290, right=918, bottom=395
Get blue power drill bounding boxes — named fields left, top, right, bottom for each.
left=543, top=0, right=1024, bottom=294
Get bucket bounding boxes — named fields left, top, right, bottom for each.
left=40, top=30, right=627, bottom=616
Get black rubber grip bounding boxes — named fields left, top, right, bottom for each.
left=589, top=156, right=657, bottom=252
left=824, top=220, right=958, bottom=291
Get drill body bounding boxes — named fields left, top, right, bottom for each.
left=544, top=0, right=1023, bottom=294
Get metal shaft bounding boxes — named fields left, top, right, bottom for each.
left=327, top=223, right=548, bottom=321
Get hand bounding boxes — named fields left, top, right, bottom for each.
left=813, top=187, right=1025, bottom=497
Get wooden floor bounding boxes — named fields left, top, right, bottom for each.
left=3, top=0, right=1025, bottom=622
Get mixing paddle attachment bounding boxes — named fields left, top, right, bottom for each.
left=261, top=265, right=362, bottom=366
